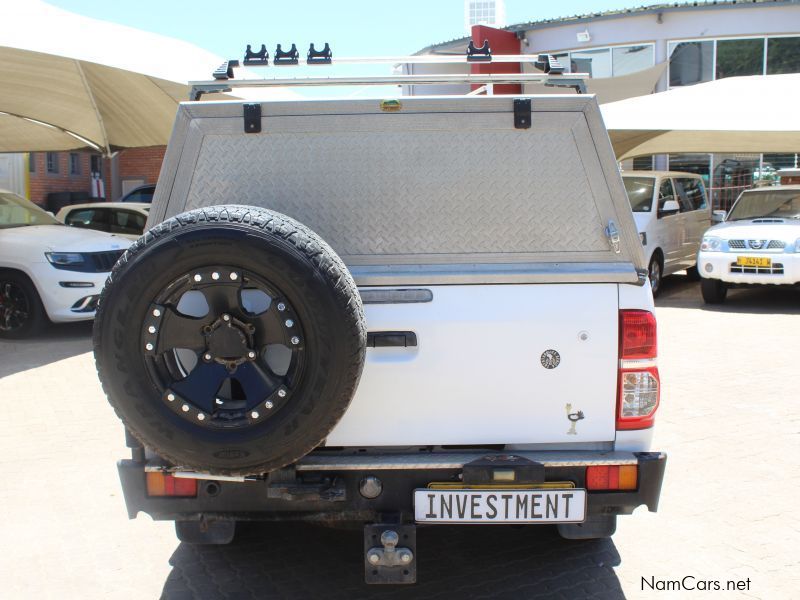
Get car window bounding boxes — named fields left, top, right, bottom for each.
left=656, top=179, right=677, bottom=215
left=727, top=189, right=800, bottom=221
left=622, top=177, right=655, bottom=212
left=111, top=210, right=147, bottom=236
left=65, top=208, right=110, bottom=231
left=673, top=177, right=708, bottom=211
left=123, top=187, right=154, bottom=203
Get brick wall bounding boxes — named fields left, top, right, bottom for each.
left=117, top=146, right=166, bottom=189
left=28, top=151, right=98, bottom=206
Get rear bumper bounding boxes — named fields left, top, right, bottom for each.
left=117, top=450, right=666, bottom=523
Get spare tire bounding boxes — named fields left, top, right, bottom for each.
left=93, top=205, right=366, bottom=475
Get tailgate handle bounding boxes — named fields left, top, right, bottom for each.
left=367, top=331, right=417, bottom=348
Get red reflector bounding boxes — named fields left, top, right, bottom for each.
left=146, top=472, right=197, bottom=497
left=586, top=465, right=638, bottom=491
left=619, top=310, right=657, bottom=359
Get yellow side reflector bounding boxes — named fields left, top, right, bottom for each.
left=618, top=465, right=638, bottom=490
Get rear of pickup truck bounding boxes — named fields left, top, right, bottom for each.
left=100, top=94, right=666, bottom=584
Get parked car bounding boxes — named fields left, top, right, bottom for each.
left=94, top=93, right=666, bottom=584
left=120, top=184, right=155, bottom=203
left=622, top=171, right=712, bottom=296
left=56, top=202, right=149, bottom=240
left=0, top=190, right=130, bottom=338
left=697, top=185, right=800, bottom=303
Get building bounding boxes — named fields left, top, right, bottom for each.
left=410, top=0, right=800, bottom=209
left=11, top=147, right=165, bottom=210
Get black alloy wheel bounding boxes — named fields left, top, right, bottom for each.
left=144, top=266, right=306, bottom=430
left=0, top=273, right=45, bottom=338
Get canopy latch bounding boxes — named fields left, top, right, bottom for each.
left=605, top=220, right=621, bottom=254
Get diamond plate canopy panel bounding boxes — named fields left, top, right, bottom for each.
left=183, top=113, right=608, bottom=262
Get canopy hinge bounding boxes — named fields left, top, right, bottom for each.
left=513, top=98, right=531, bottom=129
left=605, top=220, right=621, bottom=254
left=243, top=103, right=262, bottom=133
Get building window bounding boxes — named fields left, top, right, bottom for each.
left=632, top=156, right=654, bottom=171
left=570, top=48, right=612, bottom=78
left=46, top=152, right=59, bottom=174
left=716, top=38, right=764, bottom=79
left=28, top=153, right=36, bottom=173
left=668, top=41, right=714, bottom=87
left=612, top=45, right=654, bottom=77
left=69, top=153, right=81, bottom=176
left=90, top=155, right=102, bottom=175
left=767, top=37, right=800, bottom=74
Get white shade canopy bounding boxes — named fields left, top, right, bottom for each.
left=0, top=0, right=298, bottom=154
left=602, top=74, right=800, bottom=160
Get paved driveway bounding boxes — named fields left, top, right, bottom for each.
left=1, top=277, right=798, bottom=599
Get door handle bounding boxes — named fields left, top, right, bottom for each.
left=366, top=331, right=418, bottom=348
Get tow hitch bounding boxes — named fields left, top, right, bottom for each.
left=364, top=523, right=416, bottom=584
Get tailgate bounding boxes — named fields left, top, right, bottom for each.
left=326, top=283, right=618, bottom=446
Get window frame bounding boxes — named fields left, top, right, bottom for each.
left=542, top=42, right=656, bottom=78
left=46, top=152, right=59, bottom=175
left=69, top=153, right=81, bottom=176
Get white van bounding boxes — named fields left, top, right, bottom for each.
left=622, top=171, right=712, bottom=295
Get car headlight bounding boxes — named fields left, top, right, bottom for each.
left=45, top=252, right=85, bottom=266
left=700, top=237, right=722, bottom=252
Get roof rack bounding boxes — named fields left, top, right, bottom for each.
left=190, top=48, right=586, bottom=100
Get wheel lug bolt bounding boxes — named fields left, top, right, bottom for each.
left=212, top=272, right=220, bottom=280
left=145, top=343, right=154, bottom=351
left=193, top=274, right=202, bottom=282
left=250, top=411, right=259, bottom=419
left=148, top=326, right=156, bottom=334
left=278, top=389, right=286, bottom=398
left=152, top=308, right=161, bottom=317
left=277, top=302, right=286, bottom=311
left=248, top=351, right=256, bottom=359
left=291, top=336, right=300, bottom=345
left=285, top=319, right=294, bottom=327
left=230, top=272, right=238, bottom=280
left=222, top=314, right=231, bottom=322
left=181, top=404, right=190, bottom=412
left=167, top=393, right=175, bottom=402
left=204, top=353, right=212, bottom=361
left=265, top=401, right=274, bottom=409
left=197, top=413, right=205, bottom=421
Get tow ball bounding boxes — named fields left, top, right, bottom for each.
left=364, top=524, right=416, bottom=584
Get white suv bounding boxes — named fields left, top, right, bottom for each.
left=698, top=185, right=800, bottom=303
left=0, top=190, right=130, bottom=337
left=623, top=171, right=711, bottom=296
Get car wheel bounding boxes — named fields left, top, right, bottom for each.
left=93, top=205, right=367, bottom=476
left=0, top=271, right=46, bottom=339
left=700, top=278, right=728, bottom=304
left=648, top=256, right=663, bottom=297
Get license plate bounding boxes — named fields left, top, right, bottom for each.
left=736, top=256, right=771, bottom=268
left=414, top=489, right=586, bottom=523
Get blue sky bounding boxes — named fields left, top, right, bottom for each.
left=48, top=1, right=673, bottom=59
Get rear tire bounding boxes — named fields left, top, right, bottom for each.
left=557, top=515, right=616, bottom=540
left=175, top=519, right=236, bottom=545
left=648, top=255, right=663, bottom=298
left=701, top=278, right=728, bottom=304
left=0, top=271, right=46, bottom=339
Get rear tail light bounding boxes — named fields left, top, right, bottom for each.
left=617, top=310, right=660, bottom=430
left=586, top=465, right=638, bottom=491
left=146, top=472, right=198, bottom=497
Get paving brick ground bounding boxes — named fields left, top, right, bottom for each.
left=1, top=276, right=798, bottom=599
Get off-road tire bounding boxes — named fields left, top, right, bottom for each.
left=93, top=205, right=366, bottom=475
left=700, top=278, right=728, bottom=304
left=0, top=270, right=46, bottom=339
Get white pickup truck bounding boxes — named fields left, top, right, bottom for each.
left=94, top=92, right=666, bottom=584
